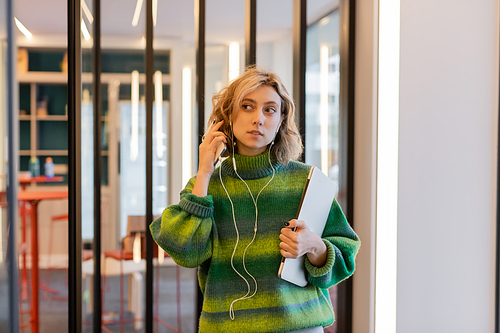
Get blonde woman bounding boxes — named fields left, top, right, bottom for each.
left=150, top=67, right=360, bottom=333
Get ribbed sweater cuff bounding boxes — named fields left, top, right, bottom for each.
left=304, top=240, right=335, bottom=277
left=179, top=193, right=214, bottom=218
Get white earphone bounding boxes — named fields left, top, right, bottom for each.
left=220, top=119, right=278, bottom=320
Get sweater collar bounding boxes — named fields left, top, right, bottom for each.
left=220, top=151, right=282, bottom=180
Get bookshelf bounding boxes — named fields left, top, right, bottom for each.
left=18, top=48, right=171, bottom=187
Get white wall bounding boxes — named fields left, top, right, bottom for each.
left=397, top=0, right=498, bottom=331
left=352, top=0, right=499, bottom=332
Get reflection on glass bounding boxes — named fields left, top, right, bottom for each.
left=306, top=10, right=340, bottom=197
left=305, top=9, right=341, bottom=333
left=81, top=0, right=95, bottom=330
left=205, top=0, right=245, bottom=129
left=11, top=0, right=71, bottom=331
left=0, top=0, right=14, bottom=330
left=120, top=101, right=167, bottom=235
left=256, top=0, right=293, bottom=90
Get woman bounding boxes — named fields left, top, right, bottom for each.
left=150, top=67, right=360, bottom=333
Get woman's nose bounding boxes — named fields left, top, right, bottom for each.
left=252, top=109, right=264, bottom=125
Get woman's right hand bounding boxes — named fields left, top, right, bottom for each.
left=197, top=120, right=227, bottom=177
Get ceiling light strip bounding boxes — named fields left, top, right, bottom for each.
left=81, top=0, right=94, bottom=23
left=132, top=0, right=144, bottom=27
left=81, top=19, right=91, bottom=41
left=14, top=17, right=32, bottom=39
left=130, top=70, right=140, bottom=162
left=153, top=0, right=158, bottom=26
left=154, top=71, right=164, bottom=159
left=228, top=42, right=240, bottom=81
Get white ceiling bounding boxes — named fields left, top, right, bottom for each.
left=14, top=0, right=338, bottom=46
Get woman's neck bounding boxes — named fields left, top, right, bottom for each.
left=220, top=151, right=281, bottom=180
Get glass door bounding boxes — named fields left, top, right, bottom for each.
left=305, top=8, right=343, bottom=333
left=0, top=0, right=20, bottom=331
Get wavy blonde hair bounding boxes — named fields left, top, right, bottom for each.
left=208, top=66, right=303, bottom=164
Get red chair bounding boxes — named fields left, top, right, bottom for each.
left=43, top=199, right=107, bottom=301
left=0, top=191, right=31, bottom=332
left=16, top=198, right=33, bottom=332
left=18, top=201, right=31, bottom=302
left=102, top=215, right=182, bottom=333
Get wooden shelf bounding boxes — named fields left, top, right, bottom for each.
left=36, top=150, right=68, bottom=156
left=21, top=150, right=108, bottom=156
left=18, top=72, right=67, bottom=84
left=18, top=71, right=171, bottom=85
left=36, top=115, right=67, bottom=121
left=22, top=115, right=108, bottom=121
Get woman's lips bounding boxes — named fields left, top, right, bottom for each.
left=248, top=130, right=263, bottom=138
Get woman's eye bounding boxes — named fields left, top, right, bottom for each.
left=265, top=108, right=276, bottom=114
left=242, top=104, right=252, bottom=110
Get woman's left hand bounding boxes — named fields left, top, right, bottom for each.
left=279, top=219, right=328, bottom=267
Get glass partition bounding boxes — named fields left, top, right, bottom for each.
left=5, top=1, right=352, bottom=332
left=0, top=0, right=18, bottom=330
left=154, top=2, right=196, bottom=332
left=80, top=0, right=96, bottom=330
left=256, top=0, right=293, bottom=92
left=14, top=0, right=70, bottom=331
left=306, top=10, right=340, bottom=193
left=205, top=0, right=246, bottom=127
left=305, top=9, right=341, bottom=333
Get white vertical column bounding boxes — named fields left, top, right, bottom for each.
left=375, top=0, right=400, bottom=332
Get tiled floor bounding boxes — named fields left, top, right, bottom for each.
left=0, top=264, right=340, bottom=333
left=1, top=265, right=197, bottom=333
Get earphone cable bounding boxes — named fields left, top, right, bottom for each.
left=223, top=122, right=278, bottom=319
left=223, top=143, right=276, bottom=320
left=219, top=165, right=253, bottom=320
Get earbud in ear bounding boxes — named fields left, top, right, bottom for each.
left=275, top=122, right=281, bottom=135
left=271, top=122, right=281, bottom=145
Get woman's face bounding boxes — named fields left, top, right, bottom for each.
left=231, top=85, right=282, bottom=156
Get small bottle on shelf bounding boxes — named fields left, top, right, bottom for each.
left=45, top=157, right=54, bottom=178
left=29, top=157, right=40, bottom=178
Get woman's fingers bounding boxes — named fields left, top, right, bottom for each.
left=203, top=128, right=227, bottom=146
left=200, top=126, right=227, bottom=153
left=280, top=228, right=297, bottom=241
left=279, top=232, right=296, bottom=244
left=281, top=248, right=298, bottom=258
left=198, top=133, right=227, bottom=175
left=279, top=242, right=298, bottom=258
left=212, top=119, right=224, bottom=130
left=284, top=219, right=307, bottom=229
left=279, top=220, right=312, bottom=258
left=206, top=120, right=224, bottom=137
left=279, top=231, right=298, bottom=259
left=209, top=135, right=227, bottom=150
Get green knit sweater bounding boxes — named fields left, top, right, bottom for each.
left=150, top=152, right=360, bottom=333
